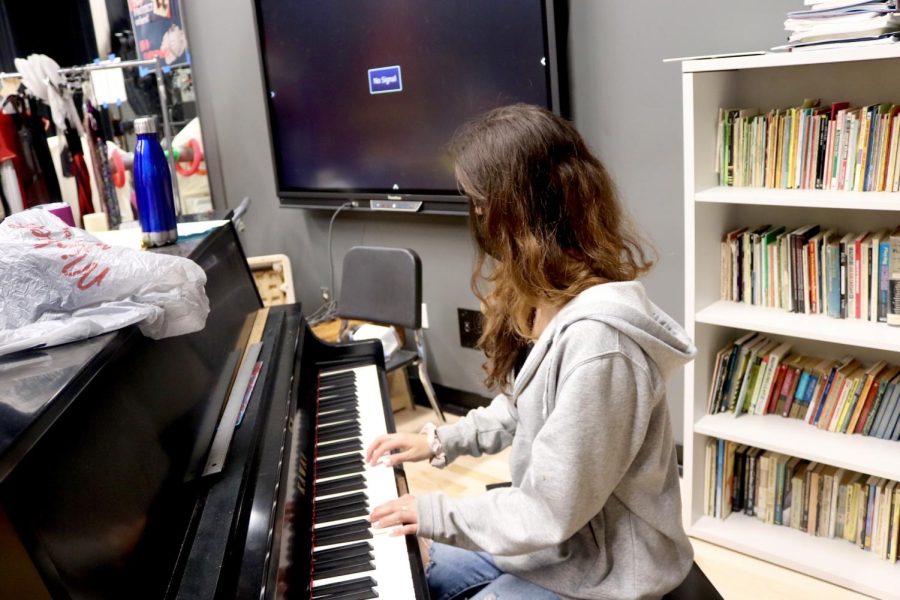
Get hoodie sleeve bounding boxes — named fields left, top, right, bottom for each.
left=417, top=352, right=656, bottom=555
left=434, top=392, right=518, bottom=465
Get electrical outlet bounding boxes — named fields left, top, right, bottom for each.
left=457, top=308, right=483, bottom=349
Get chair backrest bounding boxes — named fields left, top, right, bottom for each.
left=337, top=246, right=422, bottom=330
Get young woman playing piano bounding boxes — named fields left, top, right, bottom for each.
left=366, top=104, right=695, bottom=600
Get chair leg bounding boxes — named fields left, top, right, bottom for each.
left=414, top=329, right=446, bottom=422
left=417, top=361, right=446, bottom=423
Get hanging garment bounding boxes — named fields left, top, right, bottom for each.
left=0, top=112, right=29, bottom=206
left=0, top=181, right=8, bottom=220
left=14, top=94, right=62, bottom=204
left=63, top=121, right=94, bottom=225
left=83, top=102, right=121, bottom=227
left=0, top=161, right=24, bottom=214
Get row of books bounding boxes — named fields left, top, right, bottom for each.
left=715, top=99, right=900, bottom=191
left=704, top=438, right=900, bottom=562
left=708, top=333, right=900, bottom=441
left=719, top=224, right=900, bottom=324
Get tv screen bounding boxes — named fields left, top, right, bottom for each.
left=253, top=0, right=564, bottom=213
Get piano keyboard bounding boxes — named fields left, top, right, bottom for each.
left=283, top=364, right=418, bottom=600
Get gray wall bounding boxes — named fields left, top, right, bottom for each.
left=183, top=0, right=796, bottom=442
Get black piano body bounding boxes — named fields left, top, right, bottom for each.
left=0, top=222, right=429, bottom=599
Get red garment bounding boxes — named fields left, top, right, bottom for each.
left=0, top=113, right=28, bottom=206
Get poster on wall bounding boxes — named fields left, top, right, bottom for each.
left=128, top=0, right=190, bottom=68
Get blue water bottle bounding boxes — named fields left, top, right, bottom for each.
left=133, top=116, right=177, bottom=246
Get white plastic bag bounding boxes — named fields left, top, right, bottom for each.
left=0, top=210, right=210, bottom=356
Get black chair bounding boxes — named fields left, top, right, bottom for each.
left=337, top=246, right=446, bottom=422
left=662, top=562, right=723, bottom=600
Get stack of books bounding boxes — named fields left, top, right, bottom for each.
left=708, top=334, right=900, bottom=441
left=704, top=438, right=900, bottom=562
left=720, top=224, right=900, bottom=324
left=779, top=0, right=900, bottom=51
left=716, top=100, right=900, bottom=191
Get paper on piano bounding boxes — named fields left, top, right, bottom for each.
left=349, top=324, right=400, bottom=360
left=0, top=210, right=210, bottom=356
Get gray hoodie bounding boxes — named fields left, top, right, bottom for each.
left=416, top=281, right=696, bottom=600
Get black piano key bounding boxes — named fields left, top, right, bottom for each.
left=315, top=518, right=370, bottom=539
left=319, top=409, right=360, bottom=425
left=319, top=421, right=362, bottom=435
left=317, top=433, right=360, bottom=446
left=316, top=474, right=365, bottom=496
left=313, top=499, right=369, bottom=523
left=320, top=378, right=355, bottom=388
left=318, top=418, right=361, bottom=431
left=319, top=395, right=359, bottom=407
left=319, top=395, right=358, bottom=407
left=317, top=453, right=363, bottom=469
left=316, top=492, right=368, bottom=511
left=319, top=398, right=359, bottom=412
left=318, top=383, right=357, bottom=395
left=312, top=561, right=375, bottom=581
left=318, top=390, right=359, bottom=406
left=318, top=427, right=361, bottom=443
left=313, top=541, right=373, bottom=564
left=315, top=528, right=373, bottom=546
left=317, top=463, right=364, bottom=479
left=315, top=504, right=368, bottom=521
left=312, top=576, right=377, bottom=598
left=319, top=372, right=356, bottom=383
left=316, top=439, right=363, bottom=458
left=330, top=590, right=379, bottom=600
left=315, top=551, right=372, bottom=570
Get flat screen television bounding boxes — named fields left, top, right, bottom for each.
left=252, top=0, right=567, bottom=214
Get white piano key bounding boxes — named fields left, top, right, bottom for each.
left=310, top=365, right=417, bottom=599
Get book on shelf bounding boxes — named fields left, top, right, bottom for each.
left=890, top=225, right=900, bottom=326
left=703, top=436, right=900, bottom=562
left=706, top=336, right=900, bottom=440
left=716, top=97, right=900, bottom=191
left=719, top=222, right=900, bottom=325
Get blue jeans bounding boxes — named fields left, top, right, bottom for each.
left=426, top=542, right=561, bottom=600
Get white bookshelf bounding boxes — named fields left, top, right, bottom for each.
left=695, top=301, right=900, bottom=353
left=695, top=413, right=900, bottom=482
left=682, top=47, right=900, bottom=599
left=696, top=186, right=900, bottom=211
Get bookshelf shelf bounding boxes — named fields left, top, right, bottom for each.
left=695, top=186, right=900, bottom=211
left=694, top=413, right=900, bottom=481
left=682, top=47, right=900, bottom=596
left=689, top=514, right=900, bottom=600
left=694, top=300, right=900, bottom=353
left=683, top=45, right=900, bottom=74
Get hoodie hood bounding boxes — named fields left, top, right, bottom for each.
left=513, top=281, right=696, bottom=398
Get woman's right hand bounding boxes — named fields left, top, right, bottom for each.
left=365, top=432, right=432, bottom=466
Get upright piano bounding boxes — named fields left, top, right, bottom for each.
left=0, top=221, right=429, bottom=599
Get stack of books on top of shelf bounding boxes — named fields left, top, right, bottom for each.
left=720, top=224, right=900, bottom=323
left=704, top=438, right=900, bottom=562
left=716, top=99, right=900, bottom=190
left=708, top=333, right=900, bottom=440
left=778, top=0, right=900, bottom=52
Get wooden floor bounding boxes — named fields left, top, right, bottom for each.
left=395, top=407, right=868, bottom=600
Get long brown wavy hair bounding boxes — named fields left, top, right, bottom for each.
left=450, top=104, right=655, bottom=391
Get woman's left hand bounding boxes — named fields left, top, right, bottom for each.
left=369, top=493, right=418, bottom=537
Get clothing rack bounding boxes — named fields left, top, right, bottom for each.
left=0, top=57, right=181, bottom=212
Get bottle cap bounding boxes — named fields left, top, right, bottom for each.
left=134, top=116, right=157, bottom=135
